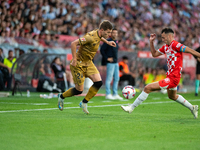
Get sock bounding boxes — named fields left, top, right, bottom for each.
left=176, top=95, right=193, bottom=110
left=82, top=98, right=88, bottom=103
left=131, top=91, right=149, bottom=109
left=84, top=81, right=103, bottom=102
left=62, top=87, right=82, bottom=98
left=195, top=80, right=199, bottom=94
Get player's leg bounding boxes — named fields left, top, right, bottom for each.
left=168, top=89, right=198, bottom=118
left=105, top=63, right=115, bottom=99
left=79, top=73, right=103, bottom=114
left=83, top=73, right=103, bottom=103
left=58, top=65, right=84, bottom=111
left=121, top=82, right=161, bottom=113
left=79, top=63, right=103, bottom=114
left=112, top=63, right=123, bottom=100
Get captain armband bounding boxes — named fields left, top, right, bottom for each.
left=180, top=45, right=186, bottom=52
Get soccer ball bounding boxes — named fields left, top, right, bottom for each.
left=122, top=85, right=136, bottom=99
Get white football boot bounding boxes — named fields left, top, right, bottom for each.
left=121, top=105, right=134, bottom=113
left=79, top=101, right=89, bottom=114
left=191, top=105, right=198, bottom=119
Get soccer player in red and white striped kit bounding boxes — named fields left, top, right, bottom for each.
left=121, top=28, right=199, bottom=119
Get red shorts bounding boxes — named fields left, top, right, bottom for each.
left=159, top=76, right=181, bottom=90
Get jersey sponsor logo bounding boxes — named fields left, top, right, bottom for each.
left=176, top=43, right=181, bottom=48
left=80, top=38, right=86, bottom=41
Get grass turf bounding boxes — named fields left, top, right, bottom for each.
left=0, top=91, right=200, bottom=150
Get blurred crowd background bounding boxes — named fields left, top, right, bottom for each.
left=0, top=0, right=200, bottom=51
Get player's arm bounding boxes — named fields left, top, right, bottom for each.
left=184, top=46, right=200, bottom=60
left=149, top=33, right=162, bottom=57
left=101, top=37, right=116, bottom=47
left=70, top=39, right=80, bottom=66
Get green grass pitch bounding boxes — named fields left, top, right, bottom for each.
left=0, top=91, right=200, bottom=150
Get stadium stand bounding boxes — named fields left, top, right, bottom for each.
left=0, top=0, right=199, bottom=51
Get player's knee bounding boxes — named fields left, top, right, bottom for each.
left=143, top=85, right=151, bottom=93
left=168, top=95, right=176, bottom=100
left=73, top=88, right=83, bottom=95
left=93, top=81, right=103, bottom=89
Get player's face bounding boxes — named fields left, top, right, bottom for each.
left=101, top=29, right=112, bottom=39
left=111, top=30, right=118, bottom=40
left=161, top=33, right=173, bottom=45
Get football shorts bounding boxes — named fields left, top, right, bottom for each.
left=158, top=76, right=181, bottom=90
left=70, top=61, right=99, bottom=85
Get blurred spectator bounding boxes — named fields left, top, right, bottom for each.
left=0, top=48, right=10, bottom=91
left=194, top=46, right=200, bottom=96
left=51, top=57, right=74, bottom=92
left=119, top=56, right=136, bottom=86
left=3, top=50, right=16, bottom=90
left=100, top=28, right=123, bottom=100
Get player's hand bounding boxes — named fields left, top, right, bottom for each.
left=70, top=59, right=77, bottom=66
left=107, top=57, right=113, bottom=62
left=150, top=33, right=156, bottom=42
left=108, top=41, right=116, bottom=47
left=197, top=58, right=200, bottom=62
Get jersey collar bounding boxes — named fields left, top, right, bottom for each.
left=168, top=40, right=175, bottom=46
left=97, top=30, right=101, bottom=39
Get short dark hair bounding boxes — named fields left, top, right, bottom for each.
left=99, top=20, right=113, bottom=30
left=122, top=56, right=128, bottom=60
left=161, top=28, right=174, bottom=34
left=8, top=50, right=13, bottom=54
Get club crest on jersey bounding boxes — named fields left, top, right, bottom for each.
left=80, top=38, right=86, bottom=41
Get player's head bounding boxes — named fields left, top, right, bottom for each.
left=161, top=28, right=174, bottom=45
left=99, top=20, right=113, bottom=39
left=111, top=28, right=118, bottom=40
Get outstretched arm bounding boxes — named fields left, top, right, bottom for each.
left=101, top=37, right=116, bottom=47
left=149, top=33, right=163, bottom=57
left=185, top=47, right=200, bottom=59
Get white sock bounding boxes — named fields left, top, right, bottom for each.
left=131, top=91, right=149, bottom=109
left=176, top=95, right=193, bottom=110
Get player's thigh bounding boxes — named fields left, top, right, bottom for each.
left=86, top=62, right=101, bottom=82
left=70, top=65, right=85, bottom=88
left=88, top=73, right=102, bottom=82
left=75, top=83, right=84, bottom=91
left=144, top=81, right=161, bottom=93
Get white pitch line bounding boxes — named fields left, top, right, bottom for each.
left=0, top=99, right=200, bottom=113
left=0, top=102, right=49, bottom=105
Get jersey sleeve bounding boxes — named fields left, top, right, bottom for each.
left=78, top=35, right=92, bottom=45
left=172, top=41, right=186, bottom=52
left=157, top=45, right=165, bottom=54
